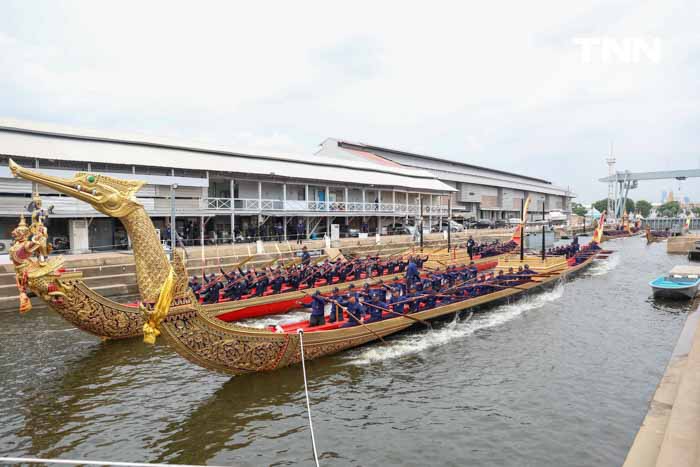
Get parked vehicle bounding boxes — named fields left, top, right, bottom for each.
left=430, top=219, right=465, bottom=233
left=508, top=217, right=523, bottom=226
left=462, top=218, right=479, bottom=229
left=385, top=223, right=411, bottom=235
left=339, top=224, right=360, bottom=238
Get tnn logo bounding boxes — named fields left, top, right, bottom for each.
left=573, top=37, right=661, bottom=64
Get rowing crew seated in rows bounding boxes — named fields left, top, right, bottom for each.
left=189, top=254, right=429, bottom=304
left=301, top=268, right=539, bottom=327
left=546, top=242, right=580, bottom=258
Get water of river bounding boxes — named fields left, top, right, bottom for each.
left=0, top=238, right=695, bottom=466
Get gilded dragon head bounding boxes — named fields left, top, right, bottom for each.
left=9, top=159, right=146, bottom=218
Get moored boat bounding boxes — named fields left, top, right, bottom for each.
left=645, top=226, right=670, bottom=244
left=650, top=266, right=700, bottom=299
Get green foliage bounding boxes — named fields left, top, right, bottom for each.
left=658, top=201, right=681, bottom=217
left=593, top=199, right=608, bottom=214
left=592, top=198, right=635, bottom=214
left=635, top=200, right=652, bottom=217
left=571, top=202, right=587, bottom=217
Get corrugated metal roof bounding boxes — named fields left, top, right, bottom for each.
left=336, top=139, right=553, bottom=184
left=0, top=122, right=455, bottom=193
left=323, top=141, right=574, bottom=198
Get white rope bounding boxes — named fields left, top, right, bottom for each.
left=297, top=329, right=321, bottom=467
left=0, top=457, right=230, bottom=467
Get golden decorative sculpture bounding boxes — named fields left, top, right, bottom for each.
left=9, top=214, right=36, bottom=313
left=142, top=267, right=176, bottom=344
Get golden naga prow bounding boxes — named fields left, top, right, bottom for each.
left=9, top=158, right=181, bottom=304
left=6, top=159, right=601, bottom=376
left=7, top=159, right=168, bottom=339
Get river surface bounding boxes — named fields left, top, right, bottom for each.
left=0, top=238, right=695, bottom=466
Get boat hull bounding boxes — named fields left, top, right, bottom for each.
left=651, top=286, right=698, bottom=299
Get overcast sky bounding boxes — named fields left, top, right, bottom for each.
left=1, top=0, right=698, bottom=204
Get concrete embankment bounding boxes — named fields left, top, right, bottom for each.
left=0, top=229, right=511, bottom=311
left=667, top=235, right=700, bottom=255
left=623, top=303, right=700, bottom=467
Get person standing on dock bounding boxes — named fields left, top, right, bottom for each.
left=296, top=220, right=305, bottom=244
left=467, top=236, right=475, bottom=260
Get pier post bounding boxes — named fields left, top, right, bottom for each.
left=419, top=196, right=424, bottom=252
left=542, top=200, right=546, bottom=261
left=520, top=198, right=525, bottom=261
left=447, top=197, right=452, bottom=251
left=170, top=183, right=177, bottom=260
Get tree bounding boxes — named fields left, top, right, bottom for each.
left=659, top=201, right=681, bottom=217
left=592, top=198, right=635, bottom=215
left=571, top=202, right=587, bottom=217
left=635, top=200, right=652, bottom=217
left=593, top=199, right=608, bottom=214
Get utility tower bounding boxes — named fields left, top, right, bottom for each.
left=606, top=143, right=616, bottom=217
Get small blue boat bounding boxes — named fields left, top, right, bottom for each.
left=650, top=273, right=700, bottom=299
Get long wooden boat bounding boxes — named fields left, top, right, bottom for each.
left=6, top=160, right=501, bottom=340
left=645, top=227, right=670, bottom=244
left=601, top=230, right=641, bottom=243
left=154, top=250, right=599, bottom=375
left=7, top=160, right=601, bottom=375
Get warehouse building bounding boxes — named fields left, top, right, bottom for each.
left=0, top=122, right=574, bottom=254
left=0, top=122, right=454, bottom=253
left=316, top=138, right=574, bottom=222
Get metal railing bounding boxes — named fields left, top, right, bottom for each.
left=0, top=195, right=448, bottom=217
left=201, top=198, right=449, bottom=215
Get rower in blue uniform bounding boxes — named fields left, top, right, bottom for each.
left=389, top=289, right=406, bottom=315
left=303, top=290, right=326, bottom=327
left=301, top=246, right=311, bottom=266
left=328, top=287, right=344, bottom=323
left=340, top=296, right=365, bottom=327
left=468, top=261, right=478, bottom=279
left=406, top=257, right=419, bottom=285
left=365, top=294, right=387, bottom=323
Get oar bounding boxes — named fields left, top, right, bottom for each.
left=324, top=297, right=389, bottom=346
left=363, top=301, right=432, bottom=328
left=478, top=282, right=531, bottom=291
left=201, top=255, right=255, bottom=290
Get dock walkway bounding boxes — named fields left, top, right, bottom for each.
left=623, top=302, right=700, bottom=467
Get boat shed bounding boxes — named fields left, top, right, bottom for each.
left=0, top=121, right=454, bottom=252
left=316, top=138, right=575, bottom=222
